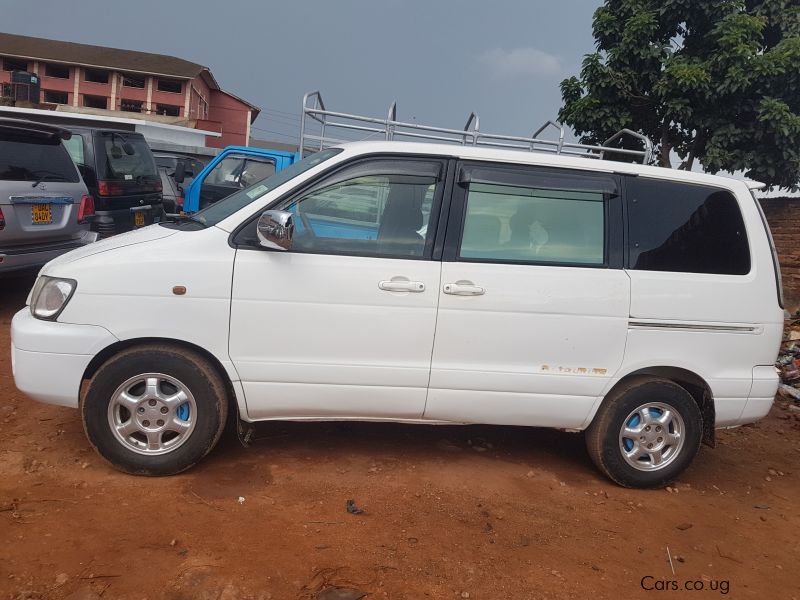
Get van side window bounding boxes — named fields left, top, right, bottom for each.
left=282, top=159, right=441, bottom=259
left=627, top=178, right=750, bottom=275
left=457, top=165, right=612, bottom=266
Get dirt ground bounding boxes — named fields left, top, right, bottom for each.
left=1, top=275, right=799, bottom=600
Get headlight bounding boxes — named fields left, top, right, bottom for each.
left=30, top=276, right=77, bottom=320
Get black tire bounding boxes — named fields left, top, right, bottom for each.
left=585, top=377, right=703, bottom=488
left=81, top=344, right=229, bottom=476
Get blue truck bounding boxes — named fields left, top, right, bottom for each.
left=179, top=146, right=300, bottom=213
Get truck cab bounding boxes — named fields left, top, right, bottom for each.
left=180, top=146, right=299, bottom=213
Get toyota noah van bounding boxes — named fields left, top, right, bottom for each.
left=11, top=140, right=783, bottom=488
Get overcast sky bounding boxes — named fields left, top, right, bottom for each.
left=2, top=0, right=601, bottom=145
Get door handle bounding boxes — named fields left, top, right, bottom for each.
left=379, top=280, right=425, bottom=292
left=443, top=282, right=485, bottom=296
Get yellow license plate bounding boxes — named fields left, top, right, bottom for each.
left=134, top=212, right=145, bottom=227
left=31, top=204, right=52, bottom=224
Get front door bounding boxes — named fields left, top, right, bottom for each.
left=424, top=162, right=630, bottom=428
left=229, top=157, right=446, bottom=420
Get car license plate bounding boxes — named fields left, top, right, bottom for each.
left=134, top=212, right=145, bottom=227
left=31, top=204, right=52, bottom=225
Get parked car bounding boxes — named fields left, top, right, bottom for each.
left=62, top=127, right=163, bottom=237
left=11, top=139, right=783, bottom=487
left=153, top=152, right=205, bottom=213
left=0, top=118, right=96, bottom=274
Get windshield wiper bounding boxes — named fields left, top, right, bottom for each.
left=164, top=213, right=207, bottom=228
left=31, top=170, right=68, bottom=188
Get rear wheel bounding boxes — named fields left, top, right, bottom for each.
left=82, top=344, right=228, bottom=475
left=586, top=377, right=703, bottom=488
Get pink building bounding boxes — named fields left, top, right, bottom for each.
left=0, top=32, right=259, bottom=148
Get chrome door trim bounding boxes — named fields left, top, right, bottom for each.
left=628, top=320, right=762, bottom=334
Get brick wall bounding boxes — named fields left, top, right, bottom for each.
left=760, top=197, right=800, bottom=313
left=206, top=90, right=250, bottom=147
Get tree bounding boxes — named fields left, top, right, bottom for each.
left=558, top=0, right=800, bottom=189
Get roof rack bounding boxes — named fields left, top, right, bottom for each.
left=299, top=91, right=653, bottom=164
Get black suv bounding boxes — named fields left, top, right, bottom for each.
left=63, top=127, right=164, bottom=237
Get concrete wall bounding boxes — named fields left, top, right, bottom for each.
left=760, top=197, right=800, bottom=314
left=134, top=121, right=209, bottom=146
left=0, top=104, right=221, bottom=157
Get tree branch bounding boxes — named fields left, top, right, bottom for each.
left=660, top=124, right=673, bottom=168
left=678, top=132, right=705, bottom=170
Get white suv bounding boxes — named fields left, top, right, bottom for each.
left=11, top=142, right=783, bottom=487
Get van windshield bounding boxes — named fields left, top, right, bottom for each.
left=194, top=148, right=342, bottom=226
left=95, top=133, right=158, bottom=181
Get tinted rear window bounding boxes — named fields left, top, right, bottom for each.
left=0, top=132, right=79, bottom=183
left=627, top=178, right=750, bottom=275
left=95, top=133, right=157, bottom=181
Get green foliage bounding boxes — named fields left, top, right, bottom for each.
left=558, top=0, right=800, bottom=189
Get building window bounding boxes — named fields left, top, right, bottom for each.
left=157, top=78, right=182, bottom=93
left=83, top=94, right=107, bottom=109
left=120, top=98, right=143, bottom=113
left=3, top=58, right=28, bottom=72
left=43, top=89, right=68, bottom=104
left=122, top=74, right=145, bottom=88
left=84, top=69, right=109, bottom=84
left=156, top=103, right=180, bottom=117
left=44, top=63, right=70, bottom=78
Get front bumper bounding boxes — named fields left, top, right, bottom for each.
left=11, top=308, right=118, bottom=408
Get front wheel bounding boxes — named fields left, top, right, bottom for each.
left=82, top=344, right=229, bottom=475
left=585, top=377, right=703, bottom=488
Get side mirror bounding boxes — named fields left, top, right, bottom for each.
left=257, top=210, right=294, bottom=251
left=173, top=160, right=186, bottom=184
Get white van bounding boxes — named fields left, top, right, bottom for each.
left=10, top=133, right=783, bottom=487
